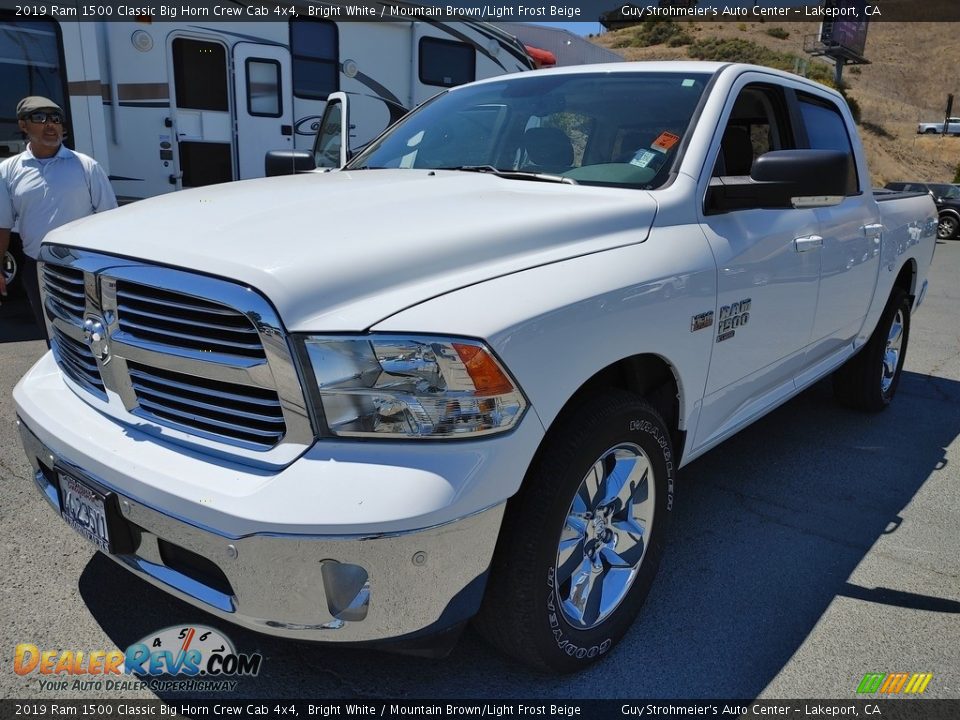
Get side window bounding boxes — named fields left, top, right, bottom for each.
left=419, top=37, right=475, bottom=88
left=313, top=100, right=342, bottom=169
left=290, top=19, right=338, bottom=100
left=797, top=93, right=859, bottom=195
left=245, top=59, right=281, bottom=117
left=0, top=18, right=68, bottom=155
left=713, top=84, right=793, bottom=178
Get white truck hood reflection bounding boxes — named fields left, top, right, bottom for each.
left=47, top=169, right=659, bottom=331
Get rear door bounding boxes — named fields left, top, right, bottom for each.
left=233, top=42, right=293, bottom=180
left=795, top=91, right=881, bottom=365
left=168, top=36, right=233, bottom=189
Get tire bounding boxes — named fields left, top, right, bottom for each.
left=833, top=288, right=911, bottom=411
left=937, top=214, right=959, bottom=240
left=475, top=392, right=674, bottom=673
left=924, top=128, right=937, bottom=134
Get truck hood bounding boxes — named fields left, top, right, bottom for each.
left=46, top=170, right=658, bottom=331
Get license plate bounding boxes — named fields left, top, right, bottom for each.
left=59, top=472, right=111, bottom=553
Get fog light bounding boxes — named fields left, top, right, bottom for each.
left=320, top=561, right=370, bottom=622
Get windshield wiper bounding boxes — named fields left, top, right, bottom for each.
left=442, top=165, right=577, bottom=185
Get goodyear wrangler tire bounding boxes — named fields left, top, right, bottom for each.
left=833, top=288, right=911, bottom=412
left=476, top=392, right=674, bottom=673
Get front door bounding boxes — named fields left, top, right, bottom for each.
left=693, top=79, right=822, bottom=451
left=169, top=36, right=233, bottom=189
left=233, top=42, right=293, bottom=180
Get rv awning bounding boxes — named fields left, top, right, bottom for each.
left=525, top=45, right=557, bottom=69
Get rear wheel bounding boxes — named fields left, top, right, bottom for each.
left=833, top=288, right=911, bottom=411
left=476, top=392, right=674, bottom=673
left=937, top=214, right=959, bottom=240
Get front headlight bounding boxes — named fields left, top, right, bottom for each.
left=302, top=335, right=527, bottom=438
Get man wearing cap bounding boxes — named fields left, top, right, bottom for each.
left=0, top=96, right=117, bottom=341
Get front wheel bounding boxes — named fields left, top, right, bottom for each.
left=937, top=214, right=959, bottom=240
left=833, top=288, right=911, bottom=411
left=475, top=392, right=674, bottom=673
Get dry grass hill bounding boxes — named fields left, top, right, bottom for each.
left=589, top=20, right=960, bottom=186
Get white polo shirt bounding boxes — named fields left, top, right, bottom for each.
left=0, top=143, right=117, bottom=259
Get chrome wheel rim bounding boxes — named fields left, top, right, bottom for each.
left=2, top=250, right=15, bottom=286
left=554, top=443, right=655, bottom=630
left=881, top=308, right=905, bottom=394
left=938, top=217, right=957, bottom=239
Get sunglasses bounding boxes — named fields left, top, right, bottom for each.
left=24, top=111, right=64, bottom=124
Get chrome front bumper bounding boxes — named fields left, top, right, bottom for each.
left=18, top=418, right=504, bottom=643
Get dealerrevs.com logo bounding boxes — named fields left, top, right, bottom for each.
left=856, top=673, right=933, bottom=695
left=15, top=625, right=263, bottom=693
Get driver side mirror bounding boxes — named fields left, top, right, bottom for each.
left=264, top=150, right=316, bottom=177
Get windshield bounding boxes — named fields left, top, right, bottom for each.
left=929, top=183, right=960, bottom=199
left=347, top=71, right=713, bottom=190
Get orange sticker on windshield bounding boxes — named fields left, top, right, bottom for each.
left=652, top=131, right=681, bottom=153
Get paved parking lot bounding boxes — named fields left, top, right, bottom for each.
left=0, top=241, right=957, bottom=701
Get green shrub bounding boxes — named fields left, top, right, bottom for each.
left=688, top=37, right=835, bottom=87
left=626, top=20, right=694, bottom=47
left=861, top=121, right=893, bottom=139
left=765, top=27, right=790, bottom=40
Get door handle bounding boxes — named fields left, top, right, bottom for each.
left=794, top=235, right=823, bottom=252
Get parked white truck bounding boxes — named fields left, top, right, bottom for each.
left=15, top=62, right=936, bottom=673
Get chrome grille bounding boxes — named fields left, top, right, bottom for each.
left=38, top=246, right=313, bottom=461
left=42, top=264, right=86, bottom=324
left=115, top=280, right=265, bottom=359
left=51, top=326, right=106, bottom=397
left=128, top=363, right=286, bottom=448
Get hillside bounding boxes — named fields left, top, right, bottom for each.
left=591, top=21, right=960, bottom=186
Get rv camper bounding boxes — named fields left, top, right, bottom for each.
left=0, top=8, right=533, bottom=287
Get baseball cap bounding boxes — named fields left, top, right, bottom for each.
left=17, top=96, right=64, bottom=118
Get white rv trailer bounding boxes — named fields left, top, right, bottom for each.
left=0, top=8, right=534, bottom=203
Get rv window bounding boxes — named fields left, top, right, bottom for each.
left=419, top=37, right=475, bottom=88
left=0, top=19, right=68, bottom=154
left=172, top=38, right=228, bottom=112
left=290, top=19, right=339, bottom=100
left=246, top=59, right=282, bottom=117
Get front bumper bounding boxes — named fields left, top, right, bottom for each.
left=19, top=417, right=504, bottom=642
left=13, top=354, right=545, bottom=643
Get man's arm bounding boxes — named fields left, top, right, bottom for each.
left=89, top=162, right=117, bottom=212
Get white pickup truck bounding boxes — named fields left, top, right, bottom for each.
left=15, top=62, right=936, bottom=673
left=917, top=116, right=960, bottom=135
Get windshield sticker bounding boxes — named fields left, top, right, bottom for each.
left=682, top=79, right=696, bottom=88
left=652, top=131, right=681, bottom=153
left=631, top=151, right=658, bottom=168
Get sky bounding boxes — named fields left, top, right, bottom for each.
left=530, top=21, right=605, bottom=36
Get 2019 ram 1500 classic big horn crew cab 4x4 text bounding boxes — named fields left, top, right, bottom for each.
left=15, top=62, right=936, bottom=673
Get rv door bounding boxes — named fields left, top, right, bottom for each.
left=233, top=42, right=293, bottom=180
left=313, top=91, right=350, bottom=169
left=169, top=36, right=234, bottom=189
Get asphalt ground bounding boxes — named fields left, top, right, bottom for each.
left=0, top=240, right=957, bottom=702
